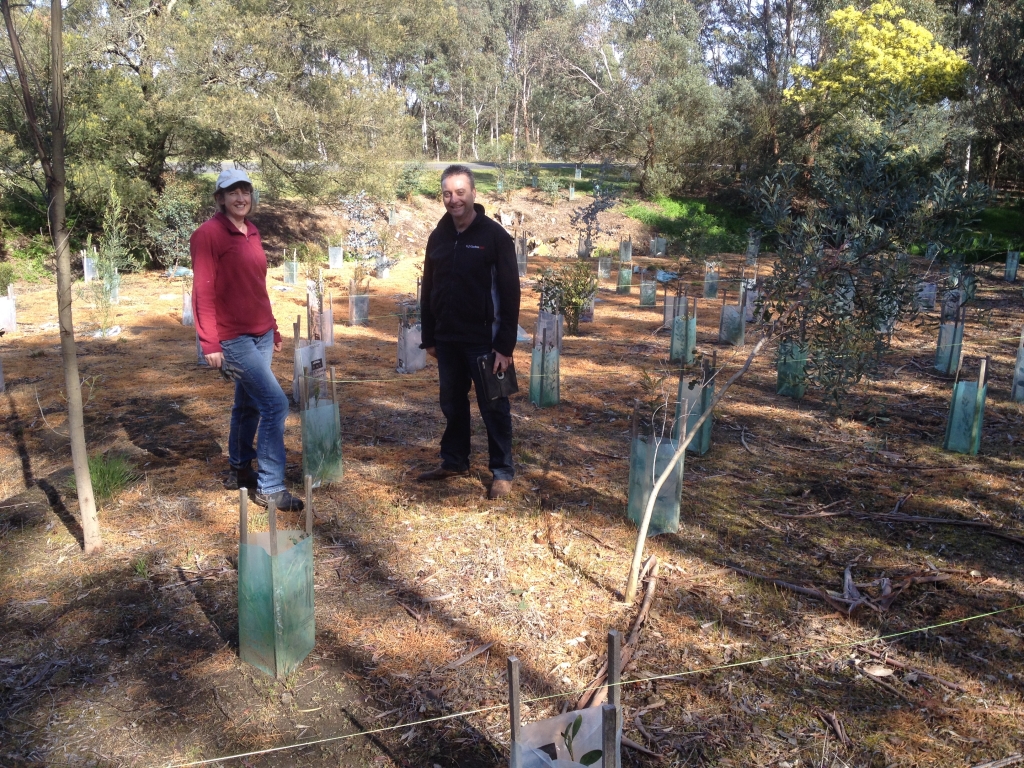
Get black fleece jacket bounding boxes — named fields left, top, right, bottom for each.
left=420, top=203, right=521, bottom=357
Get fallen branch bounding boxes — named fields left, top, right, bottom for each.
left=765, top=439, right=830, bottom=452
left=740, top=427, right=757, bottom=455
left=577, top=560, right=659, bottom=709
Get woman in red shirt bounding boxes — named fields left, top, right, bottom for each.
left=191, top=169, right=303, bottom=512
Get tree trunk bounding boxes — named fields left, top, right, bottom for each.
left=1, top=0, right=101, bottom=553
left=50, top=0, right=101, bottom=553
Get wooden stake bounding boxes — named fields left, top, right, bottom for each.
left=607, top=630, right=622, bottom=717
left=239, top=488, right=248, bottom=546
left=268, top=497, right=278, bottom=556
left=508, top=656, right=521, bottom=767
left=602, top=703, right=620, bottom=768
left=304, top=475, right=313, bottom=536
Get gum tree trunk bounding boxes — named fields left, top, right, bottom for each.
left=1, top=0, right=102, bottom=553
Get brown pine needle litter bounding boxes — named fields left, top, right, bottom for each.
left=2, top=192, right=1023, bottom=767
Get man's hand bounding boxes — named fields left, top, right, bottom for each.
left=205, top=352, right=224, bottom=369
left=426, top=346, right=437, bottom=359
left=492, top=351, right=512, bottom=374
left=273, top=341, right=282, bottom=354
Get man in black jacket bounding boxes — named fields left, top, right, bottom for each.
left=418, top=165, right=521, bottom=499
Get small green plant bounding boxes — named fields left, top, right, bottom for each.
left=560, top=714, right=602, bottom=766
left=0, top=261, right=14, bottom=293
left=541, top=177, right=560, bottom=206
left=132, top=554, right=151, bottom=579
left=537, top=262, right=597, bottom=335
left=295, top=242, right=326, bottom=282
left=71, top=453, right=139, bottom=504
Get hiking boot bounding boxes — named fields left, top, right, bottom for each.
left=416, top=466, right=469, bottom=482
left=489, top=478, right=513, bottom=499
left=225, top=463, right=258, bottom=491
left=253, top=489, right=305, bottom=512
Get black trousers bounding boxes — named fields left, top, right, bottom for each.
left=434, top=342, right=514, bottom=480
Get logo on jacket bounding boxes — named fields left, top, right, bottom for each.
left=465, top=244, right=484, bottom=250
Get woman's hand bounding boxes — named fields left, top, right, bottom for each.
left=273, top=341, right=282, bottom=354
left=205, top=352, right=223, bottom=369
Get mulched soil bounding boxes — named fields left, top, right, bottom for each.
left=1, top=188, right=1023, bottom=768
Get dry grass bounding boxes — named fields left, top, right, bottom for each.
left=1, top=189, right=1023, bottom=768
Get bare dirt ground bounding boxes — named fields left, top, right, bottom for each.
left=1, top=188, right=1023, bottom=768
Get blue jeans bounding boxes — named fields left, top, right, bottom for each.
left=435, top=342, right=515, bottom=480
left=220, top=330, right=290, bottom=495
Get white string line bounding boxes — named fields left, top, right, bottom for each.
left=160, top=602, right=1024, bottom=768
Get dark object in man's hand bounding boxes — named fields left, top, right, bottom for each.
left=477, top=353, right=518, bottom=400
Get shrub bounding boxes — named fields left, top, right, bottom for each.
left=396, top=162, right=425, bottom=201
left=0, top=262, right=14, bottom=294
left=147, top=175, right=203, bottom=268
left=537, top=262, right=597, bottom=335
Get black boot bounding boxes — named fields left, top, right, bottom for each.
left=225, top=462, right=258, bottom=491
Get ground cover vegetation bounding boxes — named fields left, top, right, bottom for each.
left=1, top=0, right=1024, bottom=766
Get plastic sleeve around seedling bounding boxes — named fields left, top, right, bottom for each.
left=397, top=321, right=427, bottom=373
left=703, top=271, right=719, bottom=299
left=719, top=305, right=744, bottom=346
left=626, top=435, right=683, bottom=538
left=639, top=281, right=657, bottom=307
left=934, top=322, right=964, bottom=374
left=1012, top=329, right=1024, bottom=403
left=300, top=399, right=344, bottom=487
left=1006, top=251, right=1020, bottom=283
left=669, top=314, right=696, bottom=365
left=283, top=261, right=299, bottom=285
left=616, top=267, right=632, bottom=294
left=597, top=257, right=612, bottom=278
left=777, top=341, right=809, bottom=399
left=238, top=530, right=315, bottom=679
left=528, top=325, right=560, bottom=408
left=943, top=380, right=986, bottom=455
left=349, top=294, right=369, bottom=326
left=674, top=376, right=713, bottom=455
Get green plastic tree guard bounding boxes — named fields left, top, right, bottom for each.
left=673, top=360, right=714, bottom=455
left=1007, top=251, right=1020, bottom=283
left=597, top=257, right=612, bottom=278
left=745, top=230, right=761, bottom=266
left=935, top=302, right=966, bottom=375
left=943, top=358, right=988, bottom=455
left=299, top=368, right=343, bottom=488
left=669, top=297, right=697, bottom=365
left=616, top=266, right=632, bottom=294
left=283, top=260, right=299, bottom=285
left=777, top=340, right=808, bottom=399
left=702, top=261, right=719, bottom=299
left=619, top=237, right=632, bottom=262
left=238, top=492, right=315, bottom=678
left=1011, top=328, right=1024, bottom=403
left=529, top=311, right=561, bottom=407
left=718, top=288, right=745, bottom=347
left=626, top=435, right=683, bottom=538
left=639, top=279, right=656, bottom=307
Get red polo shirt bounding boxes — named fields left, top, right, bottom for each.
left=190, top=212, right=281, bottom=355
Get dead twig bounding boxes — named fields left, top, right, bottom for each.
left=969, top=754, right=1024, bottom=768
left=812, top=707, right=851, bottom=748
left=622, top=735, right=662, bottom=758
left=573, top=527, right=617, bottom=550
left=443, top=642, right=494, bottom=670
left=740, top=427, right=757, bottom=455
left=765, top=439, right=830, bottom=452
